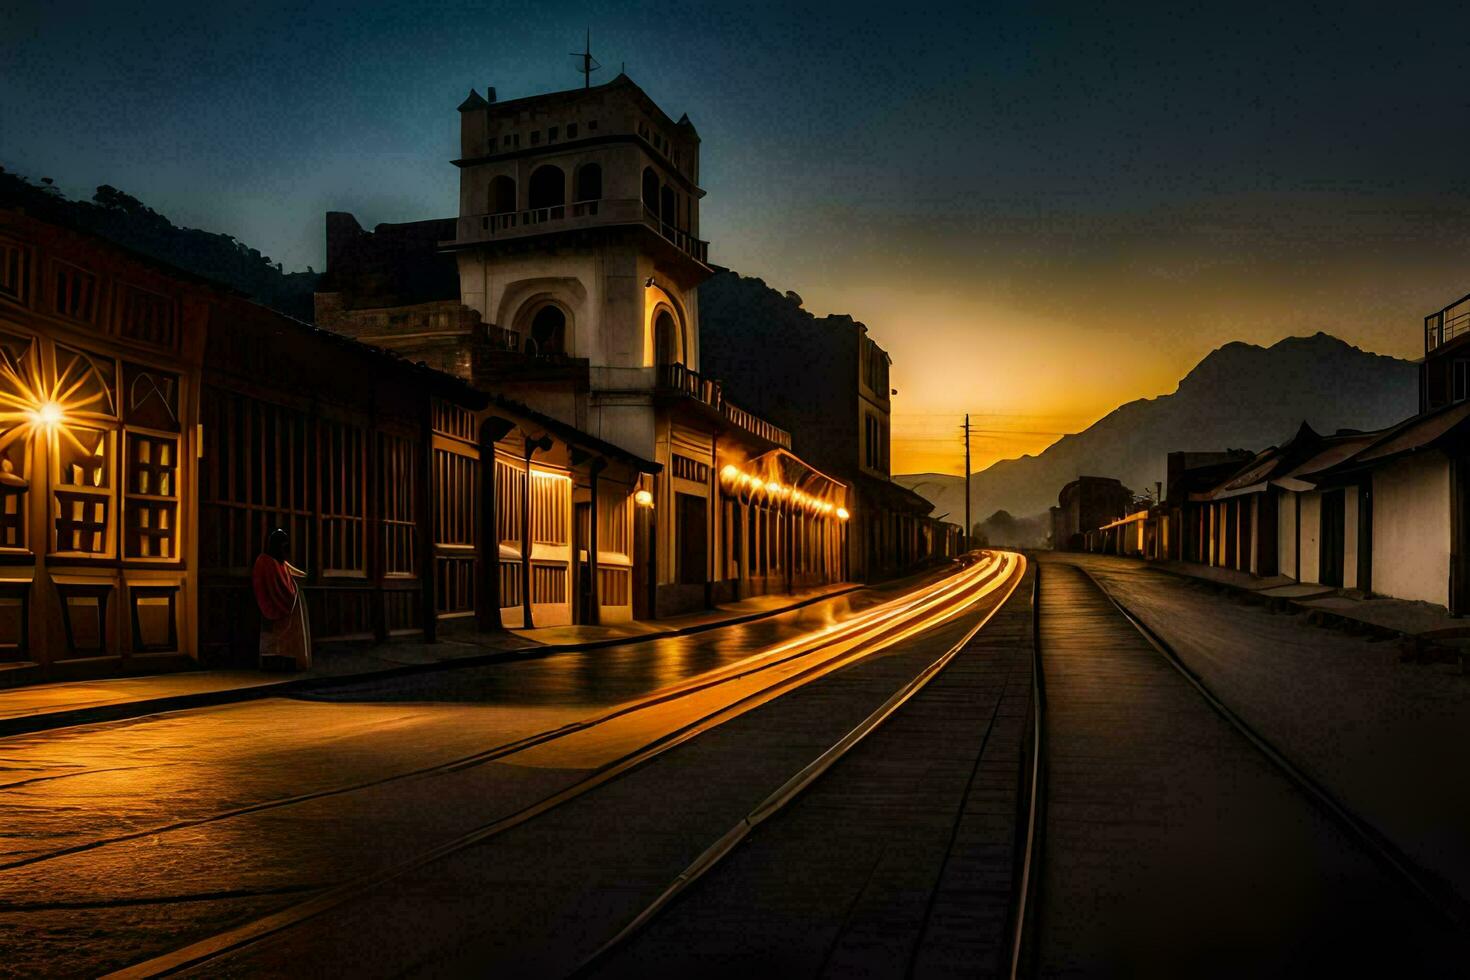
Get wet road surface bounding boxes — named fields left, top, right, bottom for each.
left=0, top=563, right=982, bottom=977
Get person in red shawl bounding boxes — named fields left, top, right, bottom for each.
left=253, top=528, right=311, bottom=670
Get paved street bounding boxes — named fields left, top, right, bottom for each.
left=4, top=550, right=1470, bottom=977
left=0, top=558, right=1018, bottom=978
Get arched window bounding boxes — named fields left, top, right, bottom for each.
left=660, top=185, right=676, bottom=228
left=527, top=306, right=567, bottom=357
left=528, top=166, right=565, bottom=213
left=641, top=167, right=659, bottom=212
left=489, top=175, right=516, bottom=214
left=654, top=310, right=679, bottom=367
left=575, top=163, right=602, bottom=203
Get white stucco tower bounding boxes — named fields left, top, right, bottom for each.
left=444, top=74, right=711, bottom=461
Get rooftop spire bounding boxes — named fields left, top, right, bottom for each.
left=570, top=30, right=601, bottom=89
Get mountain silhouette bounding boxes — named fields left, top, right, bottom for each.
left=896, top=333, right=1418, bottom=522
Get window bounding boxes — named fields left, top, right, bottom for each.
left=117, top=284, right=179, bottom=349
left=318, top=418, right=366, bottom=574
left=531, top=470, right=569, bottom=545
left=567, top=123, right=578, bottom=139
left=548, top=126, right=558, bottom=141
left=503, top=133, right=519, bottom=148
left=530, top=130, right=541, bottom=145
left=0, top=238, right=29, bottom=306
left=124, top=433, right=177, bottom=558
left=588, top=120, right=597, bottom=131
left=597, top=492, right=629, bottom=556
left=199, top=390, right=313, bottom=573
left=380, top=433, right=417, bottom=576
left=52, top=261, right=97, bottom=323
left=432, top=423, right=478, bottom=618
left=1454, top=360, right=1470, bottom=403
left=54, top=425, right=114, bottom=555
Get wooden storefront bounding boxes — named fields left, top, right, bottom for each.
left=0, top=211, right=203, bottom=681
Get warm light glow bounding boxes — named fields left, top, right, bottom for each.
left=634, top=489, right=654, bottom=508
left=30, top=401, right=63, bottom=430
left=836, top=507, right=850, bottom=521
left=765, top=481, right=782, bottom=496
left=721, top=464, right=740, bottom=484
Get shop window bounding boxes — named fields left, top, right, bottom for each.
left=319, top=418, right=366, bottom=574
left=51, top=262, right=97, bottom=323
left=0, top=238, right=30, bottom=306
left=198, top=389, right=313, bottom=573
left=597, top=492, right=629, bottom=556
left=53, top=426, right=114, bottom=556
left=124, top=433, right=177, bottom=559
left=117, top=285, right=179, bottom=350
left=495, top=457, right=523, bottom=546
left=531, top=470, right=569, bottom=545
left=381, top=433, right=418, bottom=576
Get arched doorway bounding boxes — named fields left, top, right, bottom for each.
left=575, top=163, right=602, bottom=203
left=654, top=310, right=679, bottom=368
left=641, top=167, right=659, bottom=214
left=526, top=305, right=567, bottom=357
left=528, top=166, right=565, bottom=218
left=489, top=175, right=516, bottom=215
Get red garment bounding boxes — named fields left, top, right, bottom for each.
left=252, top=554, right=297, bottom=621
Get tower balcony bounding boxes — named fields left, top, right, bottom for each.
left=447, top=197, right=709, bottom=265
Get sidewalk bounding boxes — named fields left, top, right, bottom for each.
left=0, top=581, right=860, bottom=739
left=1144, top=557, right=1463, bottom=645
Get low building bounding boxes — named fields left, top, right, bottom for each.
left=1050, top=476, right=1133, bottom=551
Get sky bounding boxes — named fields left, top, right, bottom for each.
left=5, top=1, right=1470, bottom=475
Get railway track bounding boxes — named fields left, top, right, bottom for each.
left=91, top=552, right=1025, bottom=978
left=1006, top=559, right=1465, bottom=977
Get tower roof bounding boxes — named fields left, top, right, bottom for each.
left=457, top=89, right=488, bottom=111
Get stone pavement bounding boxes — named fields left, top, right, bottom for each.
left=1049, top=552, right=1470, bottom=922
left=1144, top=556, right=1461, bottom=641
left=1033, top=559, right=1458, bottom=976
left=0, top=581, right=859, bottom=738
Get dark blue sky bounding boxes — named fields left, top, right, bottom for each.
left=6, top=1, right=1470, bottom=471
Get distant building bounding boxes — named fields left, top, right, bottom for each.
left=1049, top=476, right=1133, bottom=551
left=698, top=275, right=958, bottom=581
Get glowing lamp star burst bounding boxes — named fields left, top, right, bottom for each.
left=31, top=402, right=64, bottom=430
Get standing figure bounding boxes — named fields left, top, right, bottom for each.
left=253, top=528, right=311, bottom=670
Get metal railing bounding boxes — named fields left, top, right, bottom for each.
left=1427, top=300, right=1470, bottom=352
left=457, top=199, right=710, bottom=264
left=656, top=363, right=791, bottom=448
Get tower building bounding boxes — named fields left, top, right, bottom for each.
left=444, top=73, right=708, bottom=460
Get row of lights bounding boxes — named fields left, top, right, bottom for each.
left=720, top=464, right=848, bottom=520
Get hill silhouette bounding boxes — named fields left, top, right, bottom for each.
left=896, top=333, right=1418, bottom=522
left=0, top=168, right=318, bottom=320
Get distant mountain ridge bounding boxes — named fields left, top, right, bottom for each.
left=896, top=332, right=1418, bottom=523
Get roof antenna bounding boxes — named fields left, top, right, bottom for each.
left=571, top=30, right=601, bottom=89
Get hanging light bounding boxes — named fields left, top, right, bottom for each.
left=635, top=489, right=654, bottom=508
left=836, top=506, right=850, bottom=521
left=30, top=401, right=64, bottom=431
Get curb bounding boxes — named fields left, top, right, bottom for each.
left=0, top=583, right=867, bottom=740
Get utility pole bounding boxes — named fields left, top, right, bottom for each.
left=572, top=30, right=601, bottom=89
left=963, top=412, right=971, bottom=553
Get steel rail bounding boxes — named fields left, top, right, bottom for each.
left=1074, top=562, right=1468, bottom=932
left=102, top=555, right=1020, bottom=979
left=572, top=553, right=1028, bottom=975
left=3, top=557, right=999, bottom=876
left=1006, top=561, right=1045, bottom=980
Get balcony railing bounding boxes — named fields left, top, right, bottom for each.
left=1427, top=297, right=1470, bottom=353
left=656, top=362, right=791, bottom=449
left=454, top=198, right=709, bottom=264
